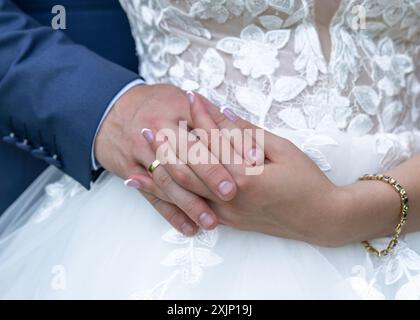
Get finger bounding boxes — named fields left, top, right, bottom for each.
left=141, top=191, right=198, bottom=236
left=199, top=96, right=265, bottom=164
left=202, top=95, right=261, bottom=131
left=149, top=140, right=216, bottom=201
left=124, top=172, right=172, bottom=203
left=201, top=96, right=279, bottom=161
left=152, top=166, right=219, bottom=230
left=144, top=123, right=237, bottom=201
left=138, top=129, right=219, bottom=230
left=189, top=93, right=251, bottom=173
left=122, top=153, right=173, bottom=203
left=137, top=131, right=215, bottom=200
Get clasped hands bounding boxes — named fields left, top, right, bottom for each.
left=96, top=84, right=354, bottom=247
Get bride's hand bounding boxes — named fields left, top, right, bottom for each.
left=187, top=94, right=349, bottom=246
left=189, top=94, right=420, bottom=247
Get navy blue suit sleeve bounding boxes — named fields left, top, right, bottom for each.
left=0, top=0, right=140, bottom=188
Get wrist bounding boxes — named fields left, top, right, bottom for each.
left=306, top=184, right=352, bottom=247
left=95, top=84, right=145, bottom=170
left=319, top=185, right=354, bottom=247
left=333, top=179, right=401, bottom=246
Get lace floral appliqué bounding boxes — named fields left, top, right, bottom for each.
left=129, top=228, right=222, bottom=299
left=348, top=239, right=420, bottom=299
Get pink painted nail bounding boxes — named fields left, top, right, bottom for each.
left=141, top=128, right=154, bottom=143
left=124, top=178, right=142, bottom=189
left=186, top=90, right=195, bottom=106
left=223, top=108, right=238, bottom=122
left=199, top=212, right=215, bottom=229
left=218, top=180, right=234, bottom=195
left=247, top=148, right=264, bottom=163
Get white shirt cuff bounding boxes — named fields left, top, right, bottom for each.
left=91, top=79, right=145, bottom=170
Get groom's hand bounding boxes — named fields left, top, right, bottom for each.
left=95, top=84, right=237, bottom=236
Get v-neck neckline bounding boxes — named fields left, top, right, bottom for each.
left=310, top=0, right=345, bottom=68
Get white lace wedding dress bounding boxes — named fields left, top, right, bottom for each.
left=0, top=0, right=420, bottom=299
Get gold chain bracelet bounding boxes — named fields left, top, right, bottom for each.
left=358, top=174, right=409, bottom=257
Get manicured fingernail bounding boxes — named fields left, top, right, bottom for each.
left=181, top=222, right=195, bottom=236
left=124, top=178, right=141, bottom=189
left=223, top=108, right=237, bottom=122
left=141, top=128, right=154, bottom=143
left=199, top=212, right=215, bottom=229
left=218, top=180, right=234, bottom=195
left=186, top=90, right=195, bottom=106
left=247, top=148, right=263, bottom=162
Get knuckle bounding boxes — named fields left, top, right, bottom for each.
left=168, top=211, right=184, bottom=229
left=148, top=117, right=161, bottom=130
left=173, top=94, right=188, bottom=110
left=148, top=195, right=161, bottom=207
left=150, top=184, right=165, bottom=199
left=213, top=111, right=227, bottom=126
left=183, top=198, right=201, bottom=218
left=155, top=172, right=173, bottom=189
left=127, top=131, right=140, bottom=150
left=204, top=165, right=223, bottom=183
left=172, top=169, right=190, bottom=186
left=164, top=89, right=189, bottom=112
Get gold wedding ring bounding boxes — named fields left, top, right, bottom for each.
left=147, top=159, right=161, bottom=173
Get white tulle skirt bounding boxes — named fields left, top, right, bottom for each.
left=1, top=130, right=420, bottom=300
